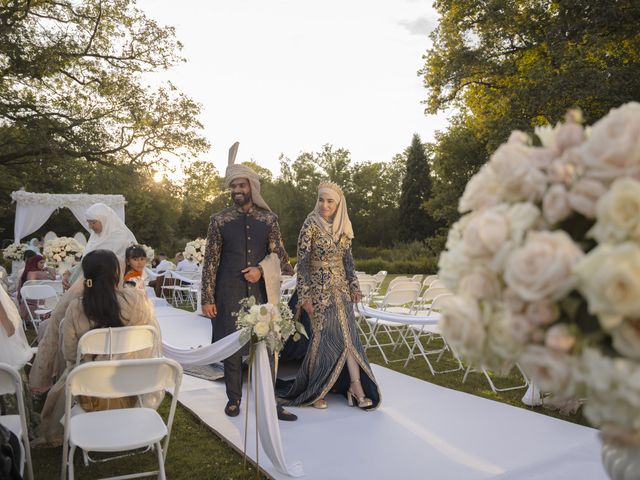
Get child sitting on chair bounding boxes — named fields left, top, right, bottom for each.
left=123, top=244, right=148, bottom=290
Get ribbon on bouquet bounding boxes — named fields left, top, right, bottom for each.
left=162, top=334, right=304, bottom=477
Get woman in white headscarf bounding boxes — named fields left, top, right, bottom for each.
left=84, top=203, right=137, bottom=257
left=0, top=286, right=34, bottom=369
left=281, top=182, right=380, bottom=411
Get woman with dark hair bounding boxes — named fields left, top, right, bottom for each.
left=36, top=249, right=162, bottom=445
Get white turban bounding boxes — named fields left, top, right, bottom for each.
left=224, top=142, right=271, bottom=211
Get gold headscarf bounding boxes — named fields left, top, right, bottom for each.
left=224, top=142, right=271, bottom=211
left=310, top=181, right=354, bottom=241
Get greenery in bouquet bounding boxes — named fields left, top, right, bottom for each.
left=234, top=296, right=307, bottom=354
left=183, top=238, right=206, bottom=265
left=437, top=102, right=640, bottom=443
left=2, top=243, right=28, bottom=261
left=43, top=237, right=84, bottom=265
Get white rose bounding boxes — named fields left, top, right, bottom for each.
left=542, top=184, right=572, bottom=224
left=486, top=308, right=526, bottom=361
left=462, top=207, right=509, bottom=258
left=437, top=243, right=470, bottom=290
left=438, top=295, right=486, bottom=360
left=519, top=345, right=576, bottom=397
left=546, top=158, right=578, bottom=185
left=589, top=177, right=640, bottom=243
left=523, top=300, right=559, bottom=327
left=458, top=266, right=502, bottom=301
left=611, top=318, right=640, bottom=361
left=506, top=202, right=541, bottom=245
left=555, top=123, right=586, bottom=152
left=575, top=242, right=640, bottom=331
left=489, top=142, right=547, bottom=203
left=504, top=231, right=583, bottom=301
left=567, top=178, right=607, bottom=218
left=458, top=164, right=502, bottom=213
left=444, top=214, right=472, bottom=251
left=578, top=102, right=640, bottom=182
left=254, top=320, right=270, bottom=338
left=544, top=324, right=576, bottom=353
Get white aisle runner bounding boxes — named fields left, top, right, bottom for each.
left=156, top=306, right=607, bottom=480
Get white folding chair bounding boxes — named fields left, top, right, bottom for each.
left=75, top=325, right=159, bottom=367
left=0, top=363, right=34, bottom=480
left=362, top=289, right=419, bottom=363
left=61, top=358, right=183, bottom=480
left=462, top=363, right=529, bottom=394
left=416, top=287, right=451, bottom=313
left=20, top=284, right=58, bottom=330
left=403, top=294, right=464, bottom=375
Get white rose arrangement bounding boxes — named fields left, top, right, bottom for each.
left=183, top=238, right=207, bottom=265
left=43, top=237, right=84, bottom=265
left=2, top=243, right=28, bottom=261
left=234, top=296, right=307, bottom=354
left=438, top=102, right=640, bottom=445
left=140, top=244, right=155, bottom=266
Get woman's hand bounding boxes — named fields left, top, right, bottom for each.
left=351, top=292, right=362, bottom=303
left=302, top=301, right=314, bottom=316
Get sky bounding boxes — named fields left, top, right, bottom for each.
left=137, top=0, right=452, bottom=178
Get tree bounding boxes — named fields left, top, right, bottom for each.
left=399, top=134, right=435, bottom=242
left=0, top=0, right=209, bottom=168
left=421, top=0, right=640, bottom=149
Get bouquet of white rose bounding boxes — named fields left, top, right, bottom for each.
left=43, top=237, right=84, bottom=266
left=235, top=296, right=307, bottom=354
left=437, top=102, right=640, bottom=457
left=2, top=243, right=28, bottom=261
left=141, top=244, right=155, bottom=266
left=183, top=238, right=206, bottom=265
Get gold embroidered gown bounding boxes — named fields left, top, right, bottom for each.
left=282, top=215, right=380, bottom=408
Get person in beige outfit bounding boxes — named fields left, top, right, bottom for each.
left=37, top=249, right=162, bottom=444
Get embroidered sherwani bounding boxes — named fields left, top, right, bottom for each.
left=282, top=215, right=380, bottom=408
left=201, top=205, right=292, bottom=401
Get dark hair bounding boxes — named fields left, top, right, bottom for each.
left=124, top=244, right=147, bottom=274
left=81, top=249, right=123, bottom=328
left=23, top=249, right=36, bottom=261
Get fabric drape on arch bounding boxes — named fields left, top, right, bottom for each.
left=11, top=191, right=126, bottom=242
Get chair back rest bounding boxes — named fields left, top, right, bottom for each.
left=66, top=358, right=182, bottom=399
left=429, top=293, right=453, bottom=313
left=422, top=287, right=452, bottom=303
left=381, top=288, right=419, bottom=308
left=0, top=362, right=20, bottom=396
left=20, top=284, right=58, bottom=301
left=23, top=279, right=63, bottom=295
left=424, top=274, right=439, bottom=286
left=388, top=280, right=421, bottom=292
left=359, top=282, right=374, bottom=297
left=410, top=274, right=423, bottom=282
left=388, top=276, right=411, bottom=289
left=430, top=279, right=446, bottom=289
left=168, top=270, right=201, bottom=284
left=76, top=325, right=158, bottom=366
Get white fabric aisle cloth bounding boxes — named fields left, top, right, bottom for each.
left=159, top=308, right=304, bottom=477
left=356, top=304, right=440, bottom=325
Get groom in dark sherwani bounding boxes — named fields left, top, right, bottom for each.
left=201, top=142, right=296, bottom=420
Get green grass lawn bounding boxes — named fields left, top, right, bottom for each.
left=27, top=274, right=587, bottom=479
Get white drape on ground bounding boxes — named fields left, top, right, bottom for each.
left=161, top=330, right=304, bottom=477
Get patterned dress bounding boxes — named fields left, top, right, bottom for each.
left=282, top=215, right=380, bottom=408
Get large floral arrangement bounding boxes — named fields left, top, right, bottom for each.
left=43, top=237, right=84, bottom=265
left=438, top=102, right=640, bottom=445
left=141, top=244, right=155, bottom=266
left=2, top=243, right=28, bottom=261
left=235, top=296, right=307, bottom=354
left=183, top=238, right=206, bottom=265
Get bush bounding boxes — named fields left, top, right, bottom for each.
left=354, top=256, right=438, bottom=275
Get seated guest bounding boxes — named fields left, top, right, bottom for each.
left=123, top=244, right=148, bottom=290
left=176, top=252, right=198, bottom=272
left=154, top=252, right=174, bottom=273
left=37, top=249, right=162, bottom=444
left=18, top=254, right=56, bottom=321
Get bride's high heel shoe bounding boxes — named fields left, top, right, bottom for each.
left=347, top=380, right=373, bottom=409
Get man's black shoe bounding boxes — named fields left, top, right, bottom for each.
left=225, top=399, right=241, bottom=417
left=277, top=408, right=298, bottom=421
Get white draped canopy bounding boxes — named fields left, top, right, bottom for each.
left=11, top=191, right=126, bottom=242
